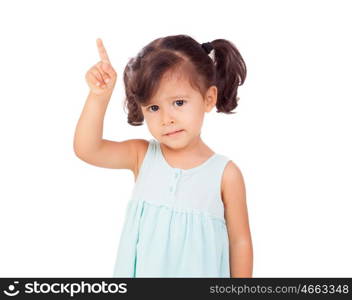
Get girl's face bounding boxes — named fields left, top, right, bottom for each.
left=141, top=71, right=217, bottom=149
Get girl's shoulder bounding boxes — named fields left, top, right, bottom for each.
left=221, top=159, right=245, bottom=204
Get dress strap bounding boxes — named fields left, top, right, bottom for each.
left=134, top=139, right=157, bottom=184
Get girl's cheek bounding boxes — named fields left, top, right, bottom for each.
left=146, top=117, right=158, bottom=128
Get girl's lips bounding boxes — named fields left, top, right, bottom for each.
left=165, top=129, right=184, bottom=136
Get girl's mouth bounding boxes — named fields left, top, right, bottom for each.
left=165, top=129, right=184, bottom=136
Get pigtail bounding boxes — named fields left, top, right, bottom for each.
left=123, top=57, right=144, bottom=126
left=212, top=39, right=247, bottom=114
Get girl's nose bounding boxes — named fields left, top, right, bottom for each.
left=161, top=110, right=174, bottom=126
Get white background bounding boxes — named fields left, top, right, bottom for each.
left=0, top=0, right=351, bottom=277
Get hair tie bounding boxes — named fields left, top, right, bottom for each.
left=201, top=42, right=214, bottom=54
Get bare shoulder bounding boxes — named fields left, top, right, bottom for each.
left=134, top=139, right=150, bottom=181
left=221, top=160, right=246, bottom=205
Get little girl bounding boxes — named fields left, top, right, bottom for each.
left=74, top=34, right=253, bottom=278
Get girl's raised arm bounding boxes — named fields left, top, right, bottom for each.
left=73, top=38, right=146, bottom=176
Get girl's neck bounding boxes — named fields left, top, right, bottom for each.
left=159, top=136, right=215, bottom=168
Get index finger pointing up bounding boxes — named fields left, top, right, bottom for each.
left=96, top=38, right=111, bottom=64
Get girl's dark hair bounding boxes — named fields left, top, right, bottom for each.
left=122, top=34, right=247, bottom=126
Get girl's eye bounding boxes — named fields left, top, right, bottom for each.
left=174, top=99, right=186, bottom=107
left=147, top=99, right=186, bottom=112
left=148, top=105, right=159, bottom=112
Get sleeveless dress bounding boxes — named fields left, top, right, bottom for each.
left=112, top=138, right=231, bottom=277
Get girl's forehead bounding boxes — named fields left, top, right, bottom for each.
left=150, top=75, right=197, bottom=102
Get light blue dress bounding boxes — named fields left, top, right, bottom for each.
left=112, top=138, right=231, bottom=277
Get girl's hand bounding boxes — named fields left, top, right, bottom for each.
left=85, top=38, right=117, bottom=96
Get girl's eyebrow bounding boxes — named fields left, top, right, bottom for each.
left=167, top=94, right=190, bottom=99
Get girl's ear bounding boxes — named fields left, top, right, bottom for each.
left=204, top=85, right=217, bottom=112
